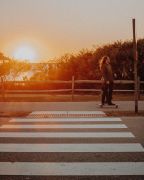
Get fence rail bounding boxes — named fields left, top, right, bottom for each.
left=2, top=80, right=143, bottom=84
left=1, top=80, right=144, bottom=84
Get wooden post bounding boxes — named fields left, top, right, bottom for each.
left=132, top=19, right=138, bottom=113
left=1, top=76, right=5, bottom=101
left=72, top=76, right=75, bottom=101
left=0, top=59, right=6, bottom=101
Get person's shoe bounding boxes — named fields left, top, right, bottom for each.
left=104, top=100, right=108, bottom=104
left=99, top=103, right=104, bottom=106
left=108, top=102, right=115, bottom=105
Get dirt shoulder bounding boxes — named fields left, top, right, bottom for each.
left=0, top=93, right=144, bottom=102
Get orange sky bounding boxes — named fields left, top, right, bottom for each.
left=0, top=0, right=144, bottom=62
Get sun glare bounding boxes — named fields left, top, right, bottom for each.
left=13, top=45, right=37, bottom=61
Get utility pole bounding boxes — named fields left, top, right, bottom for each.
left=132, top=18, right=138, bottom=113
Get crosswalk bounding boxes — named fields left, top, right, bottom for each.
left=0, top=110, right=144, bottom=178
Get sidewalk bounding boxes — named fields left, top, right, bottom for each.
left=0, top=101, right=144, bottom=112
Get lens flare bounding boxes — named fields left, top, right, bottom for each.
left=13, top=45, right=37, bottom=61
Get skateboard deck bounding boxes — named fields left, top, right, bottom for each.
left=98, top=104, right=118, bottom=108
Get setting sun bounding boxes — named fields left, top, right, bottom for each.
left=13, top=45, right=37, bottom=61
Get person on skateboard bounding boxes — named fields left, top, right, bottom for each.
left=99, top=56, right=115, bottom=106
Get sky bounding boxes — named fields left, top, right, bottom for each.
left=0, top=0, right=144, bottom=61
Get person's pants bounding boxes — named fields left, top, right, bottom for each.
left=101, top=82, right=113, bottom=104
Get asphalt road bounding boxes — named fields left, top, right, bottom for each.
left=0, top=108, right=144, bottom=179
left=0, top=101, right=144, bottom=112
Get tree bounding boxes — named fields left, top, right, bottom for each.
left=8, top=60, right=31, bottom=81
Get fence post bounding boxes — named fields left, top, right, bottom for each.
left=72, top=76, right=75, bottom=101
left=1, top=77, right=5, bottom=101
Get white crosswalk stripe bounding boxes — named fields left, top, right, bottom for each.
left=0, top=132, right=134, bottom=138
left=10, top=117, right=122, bottom=122
left=0, top=124, right=127, bottom=129
left=0, top=110, right=144, bottom=177
left=0, top=162, right=144, bottom=176
left=0, top=143, right=143, bottom=152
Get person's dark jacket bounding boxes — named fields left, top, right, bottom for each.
left=101, top=63, right=113, bottom=82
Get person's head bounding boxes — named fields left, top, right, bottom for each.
left=99, top=56, right=110, bottom=70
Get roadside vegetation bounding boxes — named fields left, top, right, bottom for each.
left=0, top=39, right=144, bottom=91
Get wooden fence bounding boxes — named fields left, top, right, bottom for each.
left=0, top=76, right=144, bottom=100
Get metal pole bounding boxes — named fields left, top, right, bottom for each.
left=138, top=76, right=140, bottom=100
left=132, top=19, right=138, bottom=113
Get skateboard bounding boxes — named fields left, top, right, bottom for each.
left=98, top=104, right=118, bottom=108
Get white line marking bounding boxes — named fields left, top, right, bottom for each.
left=10, top=117, right=122, bottom=122
left=30, top=111, right=68, bottom=114
left=68, top=111, right=105, bottom=115
left=30, top=111, right=105, bottom=115
left=0, top=143, right=143, bottom=152
left=0, top=124, right=127, bottom=129
left=0, top=132, right=134, bottom=138
left=0, top=162, right=144, bottom=175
